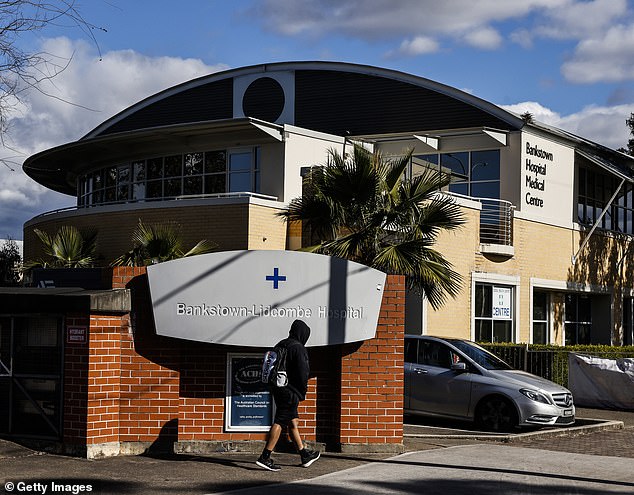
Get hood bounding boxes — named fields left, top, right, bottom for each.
left=289, top=319, right=311, bottom=345
left=488, top=369, right=570, bottom=393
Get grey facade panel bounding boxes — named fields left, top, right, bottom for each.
left=294, top=70, right=515, bottom=136
left=98, top=78, right=234, bottom=136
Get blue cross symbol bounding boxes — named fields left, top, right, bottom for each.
left=266, top=267, right=286, bottom=289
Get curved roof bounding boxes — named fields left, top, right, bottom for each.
left=23, top=61, right=533, bottom=195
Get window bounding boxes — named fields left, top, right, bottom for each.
left=532, top=291, right=550, bottom=344
left=564, top=294, right=592, bottom=345
left=411, top=149, right=500, bottom=199
left=77, top=147, right=261, bottom=206
left=578, top=165, right=633, bottom=234
left=404, top=338, right=458, bottom=369
left=475, top=283, right=514, bottom=342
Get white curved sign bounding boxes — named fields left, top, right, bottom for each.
left=146, top=250, right=386, bottom=347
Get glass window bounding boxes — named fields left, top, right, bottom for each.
left=441, top=152, right=469, bottom=181
left=76, top=147, right=261, bottom=206
left=578, top=164, right=631, bottom=234
left=475, top=283, right=514, bottom=343
left=184, top=152, right=203, bottom=176
left=228, top=150, right=256, bottom=193
left=205, top=150, right=226, bottom=173
left=184, top=176, right=203, bottom=195
left=105, top=167, right=117, bottom=187
left=147, top=157, right=163, bottom=179
left=471, top=150, right=500, bottom=182
left=404, top=338, right=418, bottom=364
left=164, top=178, right=182, bottom=197
left=133, top=160, right=146, bottom=182
left=164, top=155, right=182, bottom=178
left=146, top=180, right=162, bottom=199
left=532, top=290, right=549, bottom=345
left=471, top=182, right=499, bottom=199
left=419, top=340, right=452, bottom=369
left=205, top=174, right=225, bottom=194
left=564, top=293, right=592, bottom=345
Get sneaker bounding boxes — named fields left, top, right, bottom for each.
left=300, top=449, right=320, bottom=468
left=256, top=456, right=281, bottom=471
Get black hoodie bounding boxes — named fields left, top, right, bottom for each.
left=276, top=319, right=311, bottom=400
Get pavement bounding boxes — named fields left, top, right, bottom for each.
left=1, top=407, right=633, bottom=495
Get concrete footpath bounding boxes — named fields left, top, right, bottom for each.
left=1, top=408, right=633, bottom=495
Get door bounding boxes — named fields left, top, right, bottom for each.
left=407, top=339, right=473, bottom=418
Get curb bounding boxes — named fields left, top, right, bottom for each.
left=404, top=418, right=625, bottom=443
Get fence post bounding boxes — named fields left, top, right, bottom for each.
left=524, top=343, right=529, bottom=371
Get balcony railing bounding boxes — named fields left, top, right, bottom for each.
left=479, top=198, right=514, bottom=247
left=449, top=193, right=515, bottom=254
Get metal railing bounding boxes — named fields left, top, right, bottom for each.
left=448, top=193, right=514, bottom=246
left=479, top=198, right=514, bottom=246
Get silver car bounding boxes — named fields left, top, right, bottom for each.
left=404, top=335, right=575, bottom=431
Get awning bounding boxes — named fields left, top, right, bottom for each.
left=23, top=118, right=286, bottom=195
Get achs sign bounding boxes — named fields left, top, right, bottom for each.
left=146, top=250, right=386, bottom=347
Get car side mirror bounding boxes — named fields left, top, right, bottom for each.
left=451, top=362, right=467, bottom=372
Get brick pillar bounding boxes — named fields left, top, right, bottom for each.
left=85, top=313, right=125, bottom=458
left=338, top=274, right=405, bottom=453
left=114, top=266, right=180, bottom=455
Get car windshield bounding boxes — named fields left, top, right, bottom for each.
left=446, top=339, right=513, bottom=370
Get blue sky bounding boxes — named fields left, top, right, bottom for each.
left=2, top=0, right=634, bottom=240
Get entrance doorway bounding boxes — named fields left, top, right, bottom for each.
left=0, top=316, right=63, bottom=438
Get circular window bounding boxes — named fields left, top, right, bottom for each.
left=242, top=77, right=285, bottom=122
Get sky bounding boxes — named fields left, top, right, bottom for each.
left=2, top=0, right=634, bottom=240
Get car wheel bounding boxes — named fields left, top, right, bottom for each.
left=475, top=396, right=518, bottom=432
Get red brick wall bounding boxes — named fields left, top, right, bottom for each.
left=64, top=267, right=404, bottom=456
left=339, top=275, right=405, bottom=449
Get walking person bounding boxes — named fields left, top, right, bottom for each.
left=256, top=319, right=321, bottom=471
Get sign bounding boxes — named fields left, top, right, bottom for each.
left=146, top=250, right=386, bottom=346
left=66, top=326, right=87, bottom=344
left=492, top=286, right=512, bottom=320
left=520, top=133, right=575, bottom=228
left=226, top=354, right=272, bottom=431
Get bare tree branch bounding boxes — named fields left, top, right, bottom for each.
left=0, top=0, right=104, bottom=169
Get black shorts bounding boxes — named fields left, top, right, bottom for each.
left=272, top=387, right=299, bottom=425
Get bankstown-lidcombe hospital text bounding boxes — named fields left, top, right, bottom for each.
left=176, top=303, right=364, bottom=319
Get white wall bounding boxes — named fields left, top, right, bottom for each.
left=282, top=125, right=344, bottom=203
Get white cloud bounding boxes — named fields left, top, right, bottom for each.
left=500, top=101, right=631, bottom=151
left=251, top=0, right=563, bottom=40
left=536, top=0, right=628, bottom=40
left=561, top=24, right=634, bottom=83
left=386, top=36, right=439, bottom=58
left=0, top=37, right=227, bottom=240
left=462, top=27, right=502, bottom=50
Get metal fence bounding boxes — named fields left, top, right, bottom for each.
left=481, top=344, right=634, bottom=387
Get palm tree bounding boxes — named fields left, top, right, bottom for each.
left=112, top=219, right=216, bottom=266
left=26, top=225, right=98, bottom=270
left=280, top=145, right=465, bottom=309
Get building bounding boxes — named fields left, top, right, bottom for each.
left=3, top=61, right=633, bottom=454
left=23, top=61, right=634, bottom=347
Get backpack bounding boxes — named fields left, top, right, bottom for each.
left=261, top=344, right=288, bottom=387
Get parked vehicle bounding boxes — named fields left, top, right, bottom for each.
left=404, top=335, right=575, bottom=431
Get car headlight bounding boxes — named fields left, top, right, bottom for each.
left=520, top=389, right=551, bottom=404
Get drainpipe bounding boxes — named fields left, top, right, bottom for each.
left=571, top=178, right=625, bottom=265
